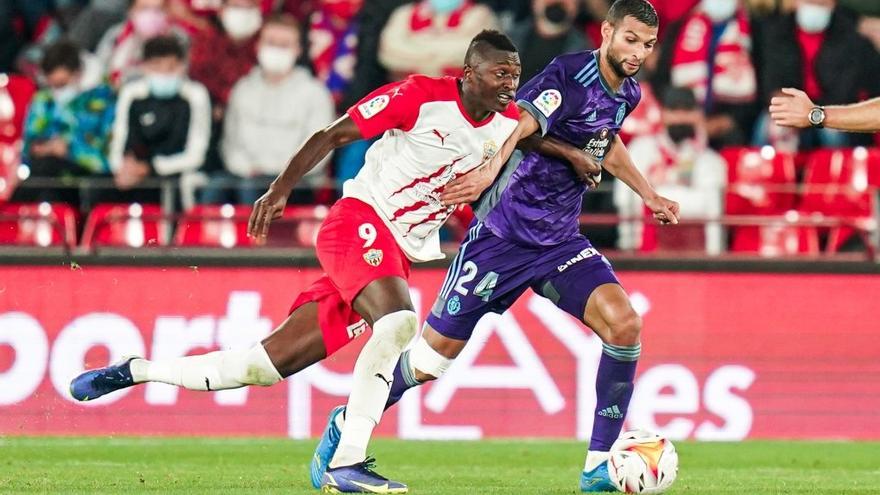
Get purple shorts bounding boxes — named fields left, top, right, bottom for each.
left=427, top=221, right=620, bottom=341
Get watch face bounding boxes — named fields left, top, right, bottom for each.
left=809, top=108, right=825, bottom=125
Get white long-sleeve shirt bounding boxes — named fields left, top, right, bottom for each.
left=220, top=67, right=335, bottom=184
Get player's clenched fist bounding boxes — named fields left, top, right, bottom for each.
left=248, top=187, right=289, bottom=244
left=645, top=195, right=680, bottom=225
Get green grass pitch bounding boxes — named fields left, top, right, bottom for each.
left=0, top=438, right=877, bottom=494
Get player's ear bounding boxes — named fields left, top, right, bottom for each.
left=462, top=64, right=474, bottom=82
left=601, top=20, right=614, bottom=43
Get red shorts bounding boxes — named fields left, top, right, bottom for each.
left=289, top=198, right=411, bottom=356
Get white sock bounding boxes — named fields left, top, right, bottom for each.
left=129, top=345, right=282, bottom=390
left=329, top=310, right=417, bottom=468
left=584, top=450, right=611, bottom=472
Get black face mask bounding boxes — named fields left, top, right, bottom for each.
left=544, top=4, right=570, bottom=25
left=667, top=124, right=696, bottom=144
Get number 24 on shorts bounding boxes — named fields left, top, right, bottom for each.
left=453, top=261, right=498, bottom=302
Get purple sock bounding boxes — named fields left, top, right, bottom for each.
left=589, top=342, right=640, bottom=451
left=384, top=350, right=421, bottom=411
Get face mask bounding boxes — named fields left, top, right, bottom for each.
left=667, top=124, right=696, bottom=144
left=796, top=3, right=833, bottom=34
left=131, top=8, right=168, bottom=37
left=428, top=0, right=464, bottom=15
left=258, top=45, right=296, bottom=74
left=701, top=0, right=737, bottom=23
left=544, top=3, right=570, bottom=24
left=51, top=84, right=79, bottom=106
left=149, top=73, right=183, bottom=98
left=221, top=6, right=263, bottom=40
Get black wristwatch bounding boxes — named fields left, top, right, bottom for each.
left=808, top=106, right=826, bottom=128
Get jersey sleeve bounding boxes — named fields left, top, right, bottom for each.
left=345, top=76, right=429, bottom=139
left=515, top=58, right=572, bottom=137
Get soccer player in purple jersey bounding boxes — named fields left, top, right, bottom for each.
left=311, top=0, right=679, bottom=492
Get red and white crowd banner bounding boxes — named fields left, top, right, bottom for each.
left=1, top=266, right=878, bottom=440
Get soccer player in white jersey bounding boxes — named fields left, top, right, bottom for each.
left=70, top=30, right=602, bottom=493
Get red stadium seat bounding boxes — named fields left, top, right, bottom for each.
left=722, top=146, right=799, bottom=253
left=175, top=204, right=254, bottom=247
left=0, top=202, right=77, bottom=247
left=174, top=204, right=328, bottom=248
left=81, top=203, right=165, bottom=248
left=798, top=147, right=880, bottom=252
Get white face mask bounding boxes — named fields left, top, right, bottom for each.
left=221, top=6, right=263, bottom=40
left=51, top=84, right=79, bottom=106
left=701, top=0, right=737, bottom=23
left=258, top=45, right=296, bottom=75
left=796, top=3, right=833, bottom=33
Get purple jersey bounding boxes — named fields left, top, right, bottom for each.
left=475, top=50, right=641, bottom=246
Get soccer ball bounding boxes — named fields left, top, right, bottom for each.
left=607, top=429, right=678, bottom=494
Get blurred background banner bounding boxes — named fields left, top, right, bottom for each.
left=1, top=265, right=878, bottom=440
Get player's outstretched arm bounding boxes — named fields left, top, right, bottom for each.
left=247, top=116, right=362, bottom=243
left=518, top=134, right=602, bottom=187
left=770, top=88, right=880, bottom=132
left=604, top=135, right=680, bottom=225
left=441, top=107, right=540, bottom=206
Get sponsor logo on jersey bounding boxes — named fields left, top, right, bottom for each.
left=615, top=102, right=627, bottom=124
left=533, top=89, right=562, bottom=118
left=582, top=128, right=612, bottom=160
left=346, top=319, right=368, bottom=339
left=482, top=140, right=498, bottom=160
left=357, top=95, right=390, bottom=119
left=557, top=247, right=600, bottom=272
left=446, top=295, right=462, bottom=315
left=363, top=248, right=384, bottom=267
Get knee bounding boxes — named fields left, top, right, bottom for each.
left=373, top=310, right=419, bottom=349
left=606, top=310, right=642, bottom=346
left=409, top=337, right=454, bottom=383
left=228, top=346, right=283, bottom=387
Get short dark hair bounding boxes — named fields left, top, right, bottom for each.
left=661, top=86, right=698, bottom=110
left=262, top=13, right=301, bottom=35
left=464, top=30, right=518, bottom=65
left=607, top=0, right=659, bottom=28
left=41, top=40, right=82, bottom=74
left=143, top=35, right=185, bottom=61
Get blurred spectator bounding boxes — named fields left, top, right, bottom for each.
left=307, top=0, right=362, bottom=107
left=378, top=0, right=498, bottom=78
left=0, top=73, right=36, bottom=199
left=109, top=35, right=209, bottom=203
left=614, top=87, right=727, bottom=255
left=753, top=0, right=880, bottom=150
left=203, top=14, right=334, bottom=204
left=68, top=0, right=129, bottom=52
left=653, top=0, right=760, bottom=148
left=95, top=0, right=190, bottom=86
left=13, top=41, right=116, bottom=204
left=189, top=0, right=260, bottom=111
left=167, top=0, right=274, bottom=32
left=508, top=0, right=591, bottom=83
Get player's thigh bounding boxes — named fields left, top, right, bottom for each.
left=315, top=198, right=413, bottom=327
left=535, top=240, right=626, bottom=339
left=427, top=222, right=532, bottom=341
left=261, top=302, right=326, bottom=378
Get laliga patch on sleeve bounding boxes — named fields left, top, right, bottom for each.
left=533, top=89, right=562, bottom=118
left=357, top=95, right=390, bottom=119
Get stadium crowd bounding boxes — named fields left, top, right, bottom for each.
left=1, top=0, right=879, bottom=253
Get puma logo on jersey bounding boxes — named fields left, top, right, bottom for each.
left=433, top=129, right=451, bottom=145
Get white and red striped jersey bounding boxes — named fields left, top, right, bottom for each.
left=344, top=75, right=519, bottom=262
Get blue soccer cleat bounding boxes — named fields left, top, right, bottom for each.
left=69, top=356, right=139, bottom=401
left=321, top=458, right=407, bottom=494
left=580, top=460, right=617, bottom=492
left=310, top=405, right=346, bottom=488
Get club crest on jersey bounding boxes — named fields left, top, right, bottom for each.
left=446, top=295, right=462, bottom=315
left=358, top=95, right=390, bottom=119
left=482, top=140, right=498, bottom=160
left=363, top=248, right=384, bottom=267
left=615, top=102, right=627, bottom=124
left=533, top=89, right=562, bottom=117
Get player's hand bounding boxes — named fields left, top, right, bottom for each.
left=769, top=88, right=813, bottom=129
left=566, top=149, right=602, bottom=189
left=440, top=158, right=499, bottom=206
left=248, top=186, right=289, bottom=244
left=645, top=195, right=680, bottom=225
